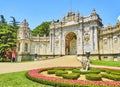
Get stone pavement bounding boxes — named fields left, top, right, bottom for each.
left=0, top=55, right=80, bottom=74
left=0, top=55, right=120, bottom=74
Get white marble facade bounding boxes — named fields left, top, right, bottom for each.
left=17, top=9, right=120, bottom=61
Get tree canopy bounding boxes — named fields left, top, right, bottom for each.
left=0, top=15, right=19, bottom=59
left=32, top=22, right=51, bottom=37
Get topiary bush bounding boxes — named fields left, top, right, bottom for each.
left=101, top=73, right=120, bottom=81
left=86, top=74, right=102, bottom=81
left=62, top=73, right=80, bottom=80
left=55, top=70, right=68, bottom=76
left=47, top=69, right=56, bottom=74
left=27, top=67, right=120, bottom=87
left=105, top=70, right=120, bottom=75
left=72, top=68, right=81, bottom=73
left=79, top=69, right=101, bottom=74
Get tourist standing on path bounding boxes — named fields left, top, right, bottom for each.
left=12, top=48, right=16, bottom=62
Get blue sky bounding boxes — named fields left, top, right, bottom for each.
left=0, top=0, right=120, bottom=29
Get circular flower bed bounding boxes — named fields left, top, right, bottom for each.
left=26, top=66, right=120, bottom=87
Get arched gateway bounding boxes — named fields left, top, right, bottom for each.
left=65, top=32, right=77, bottom=55
left=17, top=10, right=106, bottom=62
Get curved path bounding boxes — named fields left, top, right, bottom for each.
left=0, top=55, right=120, bottom=74
left=0, top=55, right=80, bottom=74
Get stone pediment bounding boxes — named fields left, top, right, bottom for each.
left=65, top=21, right=77, bottom=26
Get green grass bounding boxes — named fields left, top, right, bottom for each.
left=0, top=71, right=53, bottom=87
left=91, top=60, right=120, bottom=67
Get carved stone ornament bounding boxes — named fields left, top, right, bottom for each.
left=84, top=32, right=90, bottom=42
left=114, top=37, right=118, bottom=43
left=103, top=39, right=107, bottom=44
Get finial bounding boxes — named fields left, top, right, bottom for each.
left=76, top=11, right=79, bottom=17
left=91, top=8, right=97, bottom=15
left=108, top=23, right=111, bottom=27
left=20, top=19, right=29, bottom=28
left=51, top=20, right=55, bottom=25
left=117, top=20, right=120, bottom=24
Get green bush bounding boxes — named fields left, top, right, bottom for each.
left=72, top=68, right=101, bottom=74
left=26, top=72, right=89, bottom=87
left=80, top=69, right=101, bottom=74
left=86, top=74, right=102, bottom=81
left=55, top=70, right=68, bottom=76
left=26, top=72, right=109, bottom=87
left=101, top=73, right=120, bottom=81
left=105, top=70, right=120, bottom=75
left=62, top=73, right=80, bottom=80
left=72, top=69, right=81, bottom=73
left=89, top=68, right=101, bottom=74
left=47, top=69, right=56, bottom=74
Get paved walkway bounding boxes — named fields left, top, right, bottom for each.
left=0, top=55, right=120, bottom=74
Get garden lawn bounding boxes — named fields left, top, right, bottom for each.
left=0, top=71, right=53, bottom=87
left=91, top=60, right=120, bottom=67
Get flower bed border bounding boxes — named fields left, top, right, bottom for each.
left=26, top=66, right=120, bottom=87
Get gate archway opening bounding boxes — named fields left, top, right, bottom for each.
left=65, top=32, right=77, bottom=55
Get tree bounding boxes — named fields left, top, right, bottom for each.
left=10, top=16, right=20, bottom=27
left=0, top=19, right=18, bottom=59
left=0, top=15, right=6, bottom=23
left=32, top=22, right=51, bottom=37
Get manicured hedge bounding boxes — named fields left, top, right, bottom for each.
left=62, top=73, right=80, bottom=80
left=72, top=69, right=81, bottom=73
left=27, top=67, right=120, bottom=87
left=26, top=72, right=106, bottom=87
left=105, top=70, right=120, bottom=75
left=55, top=70, right=68, bottom=76
left=86, top=74, right=102, bottom=81
left=26, top=72, right=88, bottom=87
left=72, top=68, right=101, bottom=74
left=101, top=73, right=120, bottom=81
left=47, top=69, right=56, bottom=74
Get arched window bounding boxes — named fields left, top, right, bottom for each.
left=25, top=43, right=28, bottom=52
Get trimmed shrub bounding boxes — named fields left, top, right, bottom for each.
left=47, top=69, right=56, bottom=74
left=79, top=69, right=101, bottom=74
left=62, top=73, right=80, bottom=80
left=55, top=70, right=68, bottom=76
left=86, top=74, right=102, bottom=81
left=101, top=73, right=120, bottom=81
left=105, top=70, right=120, bottom=75
left=27, top=67, right=120, bottom=87
left=72, top=69, right=81, bottom=73
left=26, top=72, right=89, bottom=87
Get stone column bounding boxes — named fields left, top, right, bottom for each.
left=90, top=27, right=93, bottom=52
left=94, top=27, right=98, bottom=53
left=62, top=33, right=65, bottom=55
left=80, top=28, right=84, bottom=55
left=77, top=30, right=81, bottom=55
